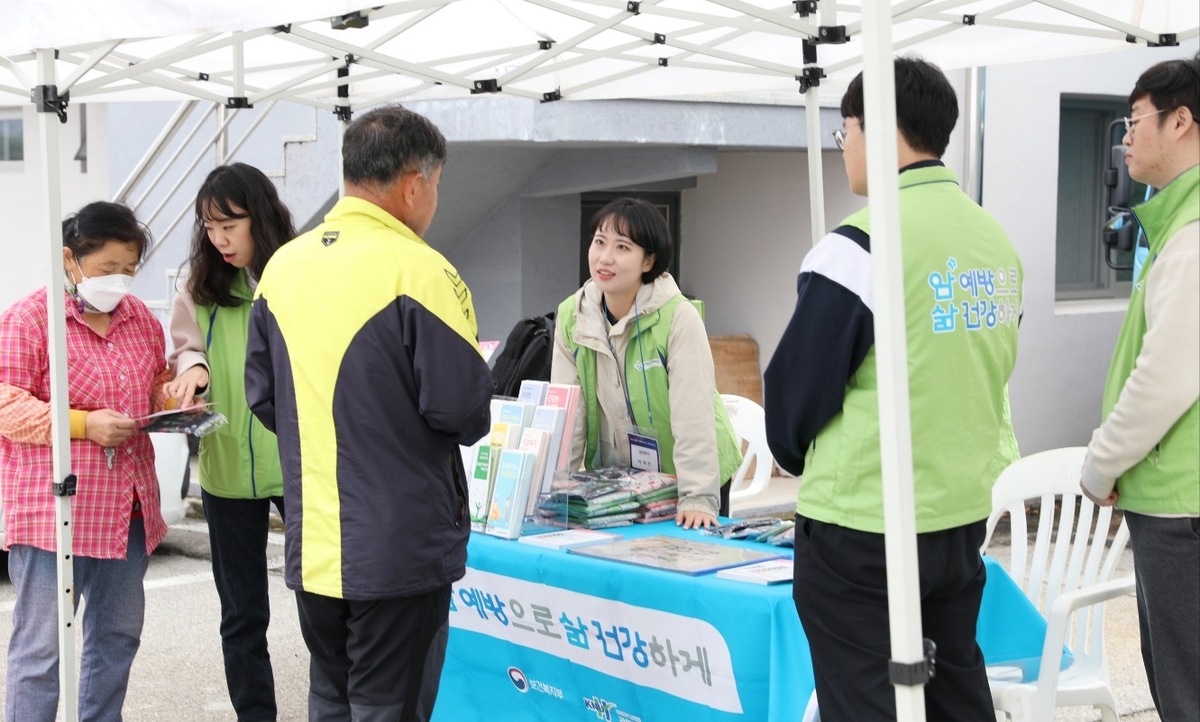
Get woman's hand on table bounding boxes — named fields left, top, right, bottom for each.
left=165, top=365, right=210, bottom=409
left=85, top=409, right=136, bottom=447
left=676, top=509, right=718, bottom=529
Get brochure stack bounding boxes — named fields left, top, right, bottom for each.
left=459, top=380, right=582, bottom=539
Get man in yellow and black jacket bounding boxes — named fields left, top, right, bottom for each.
left=246, top=105, right=491, bottom=722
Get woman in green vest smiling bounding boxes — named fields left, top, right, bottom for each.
left=165, top=163, right=294, bottom=722
left=552, top=197, right=741, bottom=529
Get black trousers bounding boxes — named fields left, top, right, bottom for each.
left=792, top=515, right=993, bottom=722
left=202, top=490, right=285, bottom=722
left=295, top=584, right=452, bottom=722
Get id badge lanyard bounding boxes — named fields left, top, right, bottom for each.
left=603, top=298, right=661, bottom=472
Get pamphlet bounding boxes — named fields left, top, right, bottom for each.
left=714, top=558, right=794, bottom=585
left=517, top=528, right=621, bottom=550
left=567, top=535, right=785, bottom=575
left=137, top=404, right=227, bottom=436
left=479, top=340, right=500, bottom=363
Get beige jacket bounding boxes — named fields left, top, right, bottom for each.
left=551, top=274, right=723, bottom=516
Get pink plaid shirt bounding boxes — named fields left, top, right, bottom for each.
left=0, top=288, right=169, bottom=559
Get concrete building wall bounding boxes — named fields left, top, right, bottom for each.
left=982, top=41, right=1198, bottom=453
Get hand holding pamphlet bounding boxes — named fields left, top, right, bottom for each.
left=137, top=402, right=228, bottom=437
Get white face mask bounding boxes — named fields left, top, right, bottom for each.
left=68, top=262, right=134, bottom=313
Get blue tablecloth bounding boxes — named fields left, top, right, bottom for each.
left=433, top=522, right=1046, bottom=722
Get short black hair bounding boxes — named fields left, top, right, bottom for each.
left=590, top=198, right=672, bottom=284
left=1129, top=51, right=1200, bottom=126
left=62, top=201, right=150, bottom=261
left=342, top=105, right=447, bottom=188
left=189, top=163, right=296, bottom=307
left=841, top=55, right=958, bottom=158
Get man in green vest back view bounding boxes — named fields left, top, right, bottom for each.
left=764, top=56, right=1022, bottom=721
left=1081, top=52, right=1199, bottom=722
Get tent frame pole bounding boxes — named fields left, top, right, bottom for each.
left=859, top=3, right=928, bottom=720
left=35, top=45, right=79, bottom=722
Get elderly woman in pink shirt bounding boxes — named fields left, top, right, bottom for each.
left=0, top=201, right=172, bottom=722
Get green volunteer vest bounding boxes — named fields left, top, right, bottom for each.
left=797, top=164, right=1023, bottom=533
left=558, top=294, right=743, bottom=485
left=1104, top=166, right=1200, bottom=514
left=195, top=271, right=283, bottom=499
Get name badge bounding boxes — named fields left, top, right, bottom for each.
left=628, top=432, right=661, bottom=472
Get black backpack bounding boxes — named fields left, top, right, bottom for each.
left=491, top=312, right=557, bottom=397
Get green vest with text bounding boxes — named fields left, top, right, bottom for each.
left=1106, top=166, right=1200, bottom=514
left=558, top=295, right=743, bottom=484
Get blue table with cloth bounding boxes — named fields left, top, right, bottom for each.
left=432, top=521, right=1047, bottom=722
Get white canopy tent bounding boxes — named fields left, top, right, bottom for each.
left=2, top=2, right=1196, bottom=720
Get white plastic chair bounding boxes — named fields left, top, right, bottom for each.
left=981, top=447, right=1135, bottom=722
left=720, top=394, right=774, bottom=503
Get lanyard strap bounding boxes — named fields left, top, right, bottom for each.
left=601, top=297, right=655, bottom=429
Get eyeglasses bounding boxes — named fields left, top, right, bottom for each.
left=833, top=119, right=861, bottom=151
left=1123, top=108, right=1168, bottom=136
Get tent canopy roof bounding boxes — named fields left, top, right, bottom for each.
left=3, top=1, right=1197, bottom=109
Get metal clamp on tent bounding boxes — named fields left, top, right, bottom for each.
left=335, top=64, right=352, bottom=121
left=541, top=89, right=561, bottom=102
left=626, top=2, right=640, bottom=15
left=889, top=638, right=937, bottom=686
left=538, top=39, right=553, bottom=50
left=658, top=57, right=668, bottom=67
left=226, top=96, right=252, bottom=108
left=472, top=78, right=501, bottom=94
left=795, top=1, right=818, bottom=16
left=963, top=14, right=976, bottom=26
left=33, top=84, right=69, bottom=123
left=197, top=72, right=210, bottom=81
left=797, top=66, right=825, bottom=93
left=331, top=11, right=368, bottom=30
left=53, top=473, right=77, bottom=498
left=814, top=25, right=849, bottom=44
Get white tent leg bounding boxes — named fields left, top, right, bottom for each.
left=338, top=113, right=348, bottom=199
left=35, top=46, right=78, bottom=722
left=961, top=66, right=984, bottom=204
left=805, top=87, right=826, bottom=242
left=859, top=3, right=927, bottom=721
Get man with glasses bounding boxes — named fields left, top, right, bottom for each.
left=1081, top=52, right=1199, bottom=722
left=764, top=56, right=1021, bottom=721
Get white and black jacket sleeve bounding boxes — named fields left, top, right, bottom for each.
left=764, top=225, right=876, bottom=476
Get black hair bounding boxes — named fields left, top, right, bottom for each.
left=187, top=163, right=295, bottom=307
left=841, top=55, right=958, bottom=158
left=1129, top=51, right=1200, bottom=127
left=342, top=105, right=447, bottom=188
left=62, top=201, right=150, bottom=261
left=589, top=198, right=672, bottom=284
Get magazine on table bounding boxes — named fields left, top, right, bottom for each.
left=567, top=534, right=785, bottom=576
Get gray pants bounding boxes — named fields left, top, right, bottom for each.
left=1125, top=512, right=1200, bottom=722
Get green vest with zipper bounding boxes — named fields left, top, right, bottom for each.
left=1105, top=166, right=1200, bottom=514
left=558, top=294, right=743, bottom=484
left=195, top=271, right=283, bottom=499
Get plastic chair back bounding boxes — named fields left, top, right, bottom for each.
left=720, top=394, right=774, bottom=502
left=982, top=446, right=1131, bottom=721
